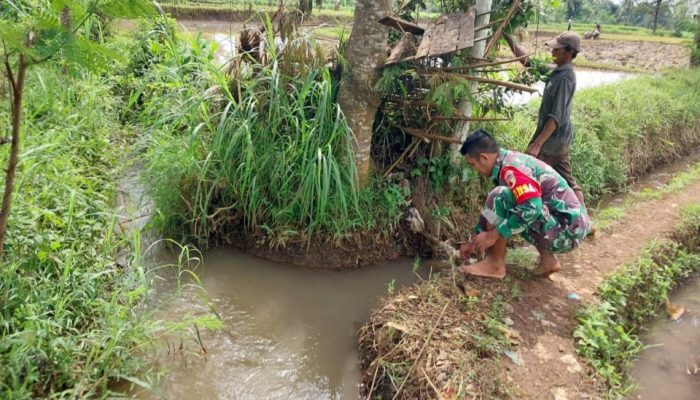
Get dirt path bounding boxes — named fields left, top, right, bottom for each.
left=502, top=176, right=700, bottom=398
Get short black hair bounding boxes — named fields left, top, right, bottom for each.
left=565, top=45, right=578, bottom=59
left=459, top=128, right=499, bottom=157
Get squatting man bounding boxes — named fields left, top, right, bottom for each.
left=457, top=129, right=592, bottom=279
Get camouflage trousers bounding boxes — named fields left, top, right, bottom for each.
left=478, top=187, right=590, bottom=253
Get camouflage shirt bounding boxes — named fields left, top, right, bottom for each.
left=480, top=149, right=590, bottom=249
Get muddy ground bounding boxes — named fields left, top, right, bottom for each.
left=524, top=31, right=691, bottom=72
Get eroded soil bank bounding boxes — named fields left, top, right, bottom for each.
left=358, top=156, right=700, bottom=399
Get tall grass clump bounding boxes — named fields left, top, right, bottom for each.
left=130, top=19, right=407, bottom=245
left=483, top=69, right=700, bottom=203
left=0, top=65, right=154, bottom=398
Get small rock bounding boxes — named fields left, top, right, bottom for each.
left=503, top=317, right=515, bottom=326
left=559, top=354, right=583, bottom=373
left=503, top=350, right=524, bottom=366
left=552, top=387, right=568, bottom=400
left=531, top=310, right=545, bottom=320
left=504, top=303, right=515, bottom=314
left=541, top=319, right=556, bottom=328
left=534, top=342, right=553, bottom=360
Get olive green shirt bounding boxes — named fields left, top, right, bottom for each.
left=531, top=63, right=576, bottom=157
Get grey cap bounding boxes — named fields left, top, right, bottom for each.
left=544, top=32, right=582, bottom=52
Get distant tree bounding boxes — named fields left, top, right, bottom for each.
left=0, top=0, right=153, bottom=266
left=693, top=15, right=700, bottom=66
left=652, top=0, right=663, bottom=32
left=299, top=0, right=313, bottom=14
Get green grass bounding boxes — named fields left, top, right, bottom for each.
left=574, top=204, right=700, bottom=396
left=535, top=22, right=693, bottom=45
left=124, top=17, right=408, bottom=244
left=591, top=161, right=700, bottom=231
left=0, top=66, right=155, bottom=398
left=158, top=0, right=355, bottom=19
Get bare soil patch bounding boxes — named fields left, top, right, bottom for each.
left=523, top=32, right=690, bottom=72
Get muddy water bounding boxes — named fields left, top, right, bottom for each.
left=631, top=276, right=700, bottom=399
left=135, top=249, right=425, bottom=399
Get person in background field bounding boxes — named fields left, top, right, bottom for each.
left=457, top=130, right=591, bottom=279
left=504, top=31, right=591, bottom=221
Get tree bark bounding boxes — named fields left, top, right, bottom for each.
left=0, top=53, right=26, bottom=266
left=336, top=0, right=391, bottom=187
left=298, top=0, right=313, bottom=15
left=693, top=15, right=700, bottom=67
left=451, top=0, right=492, bottom=161
left=652, top=0, right=662, bottom=34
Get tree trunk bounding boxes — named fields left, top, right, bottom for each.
left=336, top=0, right=391, bottom=187
left=693, top=15, right=700, bottom=67
left=298, top=0, right=313, bottom=15
left=451, top=0, right=492, bottom=161
left=652, top=0, right=662, bottom=34
left=0, top=53, right=27, bottom=266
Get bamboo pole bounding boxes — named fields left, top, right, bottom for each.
left=483, top=0, right=523, bottom=56
left=420, top=71, right=537, bottom=93
left=474, top=18, right=504, bottom=32
left=428, top=116, right=511, bottom=122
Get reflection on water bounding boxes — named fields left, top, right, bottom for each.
left=135, top=248, right=423, bottom=400
left=632, top=277, right=700, bottom=399
left=507, top=69, right=632, bottom=105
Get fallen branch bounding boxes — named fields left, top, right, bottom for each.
left=382, top=140, right=419, bottom=178
left=401, top=127, right=463, bottom=145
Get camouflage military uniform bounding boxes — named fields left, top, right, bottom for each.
left=475, top=149, right=591, bottom=253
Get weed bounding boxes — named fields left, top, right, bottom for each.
left=574, top=204, right=700, bottom=396
left=0, top=65, right=152, bottom=398
left=386, top=278, right=397, bottom=295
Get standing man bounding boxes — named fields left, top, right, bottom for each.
left=504, top=32, right=587, bottom=210
left=457, top=130, right=591, bottom=279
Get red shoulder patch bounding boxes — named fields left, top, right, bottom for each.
left=500, top=166, right=541, bottom=204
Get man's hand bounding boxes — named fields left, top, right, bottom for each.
left=459, top=242, right=475, bottom=260
left=472, top=230, right=500, bottom=254
left=525, top=142, right=542, bottom=157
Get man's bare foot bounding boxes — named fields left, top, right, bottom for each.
left=458, top=258, right=506, bottom=279
left=587, top=225, right=597, bottom=237
left=532, top=252, right=560, bottom=277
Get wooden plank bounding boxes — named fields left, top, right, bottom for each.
left=427, top=16, right=449, bottom=55
left=386, top=33, right=417, bottom=65
left=378, top=15, right=425, bottom=35
left=414, top=11, right=474, bottom=59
